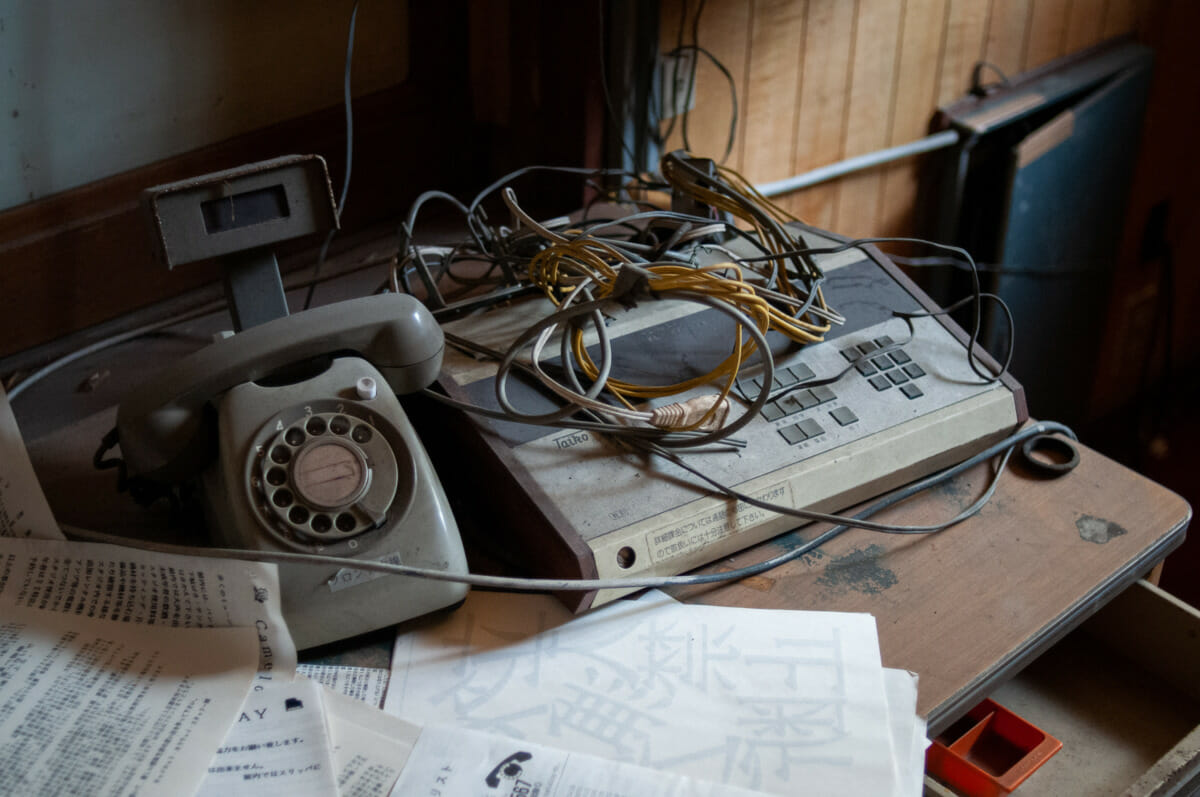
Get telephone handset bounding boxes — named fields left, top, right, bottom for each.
left=111, top=156, right=468, bottom=649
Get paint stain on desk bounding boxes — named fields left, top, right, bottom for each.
left=817, top=544, right=897, bottom=596
left=935, top=477, right=973, bottom=502
left=1076, top=514, right=1127, bottom=544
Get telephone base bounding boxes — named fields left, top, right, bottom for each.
left=205, top=355, right=468, bottom=650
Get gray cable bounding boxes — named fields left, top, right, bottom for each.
left=60, top=421, right=1075, bottom=592
left=6, top=303, right=224, bottom=402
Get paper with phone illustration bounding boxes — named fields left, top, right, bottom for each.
left=0, top=385, right=63, bottom=540
left=195, top=676, right=338, bottom=797
left=385, top=590, right=901, bottom=796
left=390, top=723, right=768, bottom=797
left=0, top=604, right=259, bottom=797
left=0, top=536, right=296, bottom=683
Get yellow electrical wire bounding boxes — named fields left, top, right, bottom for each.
left=526, top=237, right=817, bottom=433
left=661, top=153, right=834, bottom=296
left=508, top=155, right=843, bottom=431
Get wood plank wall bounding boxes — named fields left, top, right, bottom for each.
left=658, top=0, right=1150, bottom=239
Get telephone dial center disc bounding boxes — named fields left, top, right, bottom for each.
left=292, top=441, right=367, bottom=508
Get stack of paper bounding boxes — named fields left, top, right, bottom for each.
left=0, top=535, right=299, bottom=796
left=384, top=590, right=928, bottom=796
left=1, top=384, right=927, bottom=795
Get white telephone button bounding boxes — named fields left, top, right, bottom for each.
left=356, top=376, right=378, bottom=400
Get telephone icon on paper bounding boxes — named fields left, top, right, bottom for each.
left=108, top=155, right=468, bottom=649
left=485, top=752, right=533, bottom=788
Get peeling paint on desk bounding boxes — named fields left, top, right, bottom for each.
left=1076, top=514, right=1127, bottom=544
left=817, top=544, right=897, bottom=595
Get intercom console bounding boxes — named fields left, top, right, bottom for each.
left=428, top=222, right=1027, bottom=611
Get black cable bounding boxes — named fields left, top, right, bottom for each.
left=889, top=254, right=1097, bottom=278
left=304, top=0, right=359, bottom=311
left=734, top=236, right=1006, bottom=384
left=654, top=0, right=690, bottom=147
left=668, top=44, right=738, bottom=165
left=636, top=420, right=1078, bottom=586
left=468, top=165, right=651, bottom=220
left=595, top=0, right=644, bottom=168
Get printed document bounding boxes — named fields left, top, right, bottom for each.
left=195, top=676, right=338, bottom=797
left=0, top=604, right=259, bottom=797
left=0, top=536, right=297, bottom=683
left=0, top=385, right=62, bottom=540
left=322, top=683, right=421, bottom=796
left=297, top=662, right=389, bottom=707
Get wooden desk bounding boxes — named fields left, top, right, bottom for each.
left=667, top=438, right=1190, bottom=735
left=25, top=402, right=1190, bottom=737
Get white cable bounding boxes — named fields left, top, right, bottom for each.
left=523, top=279, right=654, bottom=424
left=6, top=302, right=224, bottom=402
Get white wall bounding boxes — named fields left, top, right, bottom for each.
left=0, top=0, right=408, bottom=211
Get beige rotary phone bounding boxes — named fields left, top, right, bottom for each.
left=111, top=155, right=468, bottom=649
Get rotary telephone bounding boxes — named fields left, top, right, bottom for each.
left=110, top=155, right=468, bottom=649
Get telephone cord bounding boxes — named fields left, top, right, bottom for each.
left=61, top=421, right=1075, bottom=593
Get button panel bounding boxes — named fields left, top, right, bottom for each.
left=838, top=336, right=927, bottom=400
left=764, top=334, right=932, bottom=447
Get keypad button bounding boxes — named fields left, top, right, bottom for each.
left=780, top=424, right=807, bottom=444
left=778, top=394, right=803, bottom=415
left=830, top=407, right=858, bottom=426
left=887, top=370, right=910, bottom=385
left=890, top=350, right=912, bottom=365
left=797, top=418, right=825, bottom=439
left=869, top=375, right=891, bottom=391
left=903, top=363, right=925, bottom=379
left=901, top=384, right=924, bottom=400
left=841, top=348, right=862, bottom=362
left=856, top=361, right=877, bottom=376
left=761, top=402, right=785, bottom=421
left=788, top=363, right=816, bottom=382
left=796, top=390, right=819, bottom=410
left=870, top=355, right=894, bottom=371
left=810, top=385, right=836, bottom=404
left=874, top=335, right=895, bottom=347
left=857, top=341, right=880, bottom=356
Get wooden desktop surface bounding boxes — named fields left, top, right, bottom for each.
left=25, top=404, right=1190, bottom=736
left=667, top=436, right=1190, bottom=734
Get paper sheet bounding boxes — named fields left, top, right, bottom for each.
left=0, top=536, right=297, bottom=684
left=195, top=676, right=338, bottom=797
left=321, top=682, right=421, bottom=796
left=386, top=590, right=898, bottom=795
left=0, top=385, right=62, bottom=540
left=883, top=668, right=927, bottom=797
left=390, top=724, right=768, bottom=797
left=297, top=662, right=389, bottom=707
left=0, top=604, right=259, bottom=797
